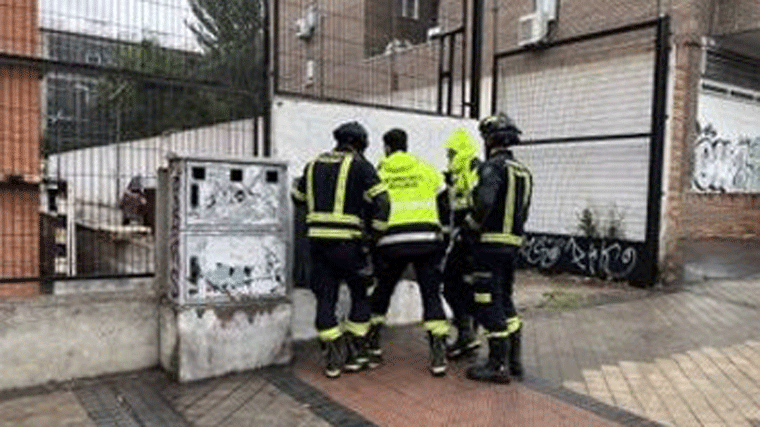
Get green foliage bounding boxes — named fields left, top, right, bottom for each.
left=577, top=204, right=626, bottom=240
left=577, top=207, right=600, bottom=238
left=94, top=40, right=249, bottom=143
left=85, top=0, right=266, bottom=147
left=540, top=290, right=582, bottom=311
left=188, top=0, right=267, bottom=114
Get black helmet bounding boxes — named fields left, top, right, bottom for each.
left=478, top=113, right=521, bottom=139
left=333, top=121, right=368, bottom=151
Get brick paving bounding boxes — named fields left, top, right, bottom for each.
left=0, top=276, right=759, bottom=426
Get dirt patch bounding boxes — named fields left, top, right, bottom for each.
left=515, top=269, right=651, bottom=314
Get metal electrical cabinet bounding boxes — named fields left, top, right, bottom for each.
left=159, top=155, right=292, bottom=382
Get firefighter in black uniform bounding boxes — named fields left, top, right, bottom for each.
left=463, top=113, right=532, bottom=383
left=291, top=121, right=391, bottom=379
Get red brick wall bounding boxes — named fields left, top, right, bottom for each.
left=714, top=0, right=760, bottom=35
left=0, top=186, right=40, bottom=297
left=0, top=0, right=37, bottom=56
left=684, top=193, right=760, bottom=238
left=0, top=67, right=40, bottom=178
left=1, top=0, right=40, bottom=296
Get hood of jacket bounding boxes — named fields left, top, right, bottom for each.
left=444, top=128, right=478, bottom=173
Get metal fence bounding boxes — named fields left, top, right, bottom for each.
left=275, top=0, right=468, bottom=116
left=493, top=18, right=669, bottom=284
left=1, top=0, right=270, bottom=286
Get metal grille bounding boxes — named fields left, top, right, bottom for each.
left=493, top=19, right=668, bottom=283
left=275, top=0, right=467, bottom=116
left=1, top=0, right=269, bottom=286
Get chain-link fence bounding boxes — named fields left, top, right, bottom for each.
left=1, top=0, right=269, bottom=286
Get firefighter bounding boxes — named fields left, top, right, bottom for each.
left=291, top=121, right=391, bottom=379
left=463, top=113, right=532, bottom=383
left=366, top=128, right=450, bottom=376
left=441, top=128, right=482, bottom=360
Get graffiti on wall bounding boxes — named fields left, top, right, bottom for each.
left=518, top=233, right=645, bottom=281
left=692, top=123, right=760, bottom=192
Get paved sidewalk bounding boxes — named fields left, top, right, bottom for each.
left=0, top=275, right=758, bottom=426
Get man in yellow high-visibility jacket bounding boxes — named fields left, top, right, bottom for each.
left=366, top=128, right=450, bottom=376
left=442, top=128, right=482, bottom=360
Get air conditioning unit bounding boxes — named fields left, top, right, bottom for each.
left=295, top=18, right=314, bottom=40
left=518, top=11, right=549, bottom=47
left=295, top=6, right=318, bottom=40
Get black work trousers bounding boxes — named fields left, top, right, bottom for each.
left=470, top=246, right=518, bottom=334
left=442, top=240, right=476, bottom=329
left=309, top=240, right=372, bottom=332
left=371, top=245, right=446, bottom=323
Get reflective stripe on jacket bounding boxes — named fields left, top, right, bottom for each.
left=376, top=151, right=444, bottom=247
left=291, top=149, right=390, bottom=241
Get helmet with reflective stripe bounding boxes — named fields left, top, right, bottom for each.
left=478, top=113, right=521, bottom=144
left=334, top=121, right=369, bottom=152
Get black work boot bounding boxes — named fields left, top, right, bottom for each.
left=321, top=336, right=344, bottom=379
left=428, top=332, right=448, bottom=377
left=466, top=338, right=510, bottom=383
left=447, top=316, right=480, bottom=360
left=366, top=323, right=383, bottom=369
left=508, top=326, right=524, bottom=381
left=344, top=333, right=369, bottom=372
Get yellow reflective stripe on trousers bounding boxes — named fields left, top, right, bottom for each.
left=306, top=161, right=316, bottom=213
left=486, top=330, right=511, bottom=338
left=306, top=212, right=362, bottom=225
left=343, top=320, right=370, bottom=336
left=370, top=315, right=386, bottom=325
left=480, top=233, right=523, bottom=246
left=333, top=155, right=353, bottom=215
left=372, top=219, right=388, bottom=231
left=308, top=228, right=362, bottom=239
left=507, top=316, right=521, bottom=334
left=474, top=292, right=492, bottom=303
left=318, top=326, right=342, bottom=341
left=424, top=319, right=450, bottom=336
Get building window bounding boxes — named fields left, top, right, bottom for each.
left=398, top=0, right=419, bottom=19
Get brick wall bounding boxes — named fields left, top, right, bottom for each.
left=1, top=0, right=40, bottom=296
left=0, top=186, right=40, bottom=297
left=0, top=67, right=40, bottom=179
left=0, top=0, right=37, bottom=56
left=714, top=0, right=760, bottom=35
left=683, top=193, right=760, bottom=238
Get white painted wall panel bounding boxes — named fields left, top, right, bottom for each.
left=47, top=119, right=256, bottom=208
left=499, top=53, right=654, bottom=139
left=514, top=138, right=649, bottom=242
left=272, top=95, right=480, bottom=176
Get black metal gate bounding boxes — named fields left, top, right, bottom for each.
left=492, top=17, right=670, bottom=285
left=0, top=0, right=271, bottom=287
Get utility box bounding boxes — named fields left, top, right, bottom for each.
left=158, top=155, right=292, bottom=382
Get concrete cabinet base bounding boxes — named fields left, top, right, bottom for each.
left=160, top=298, right=292, bottom=382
